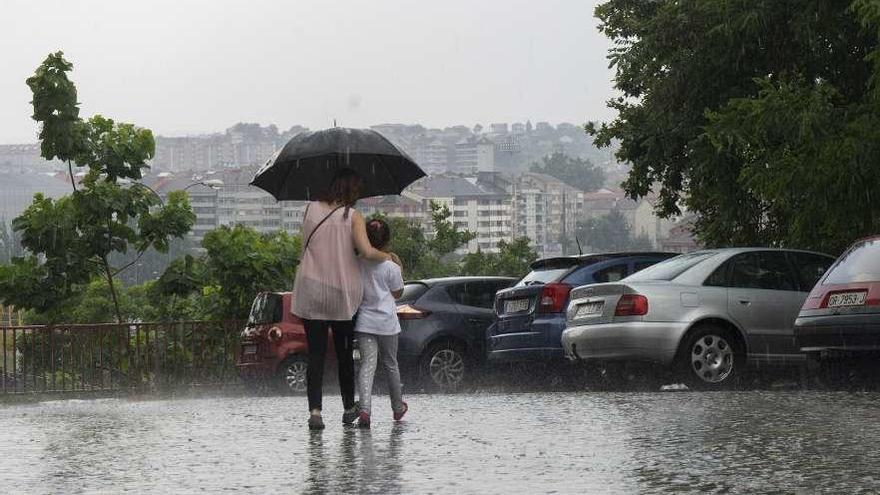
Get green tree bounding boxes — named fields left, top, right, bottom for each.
left=371, top=201, right=476, bottom=279
left=589, top=1, right=880, bottom=254
left=381, top=216, right=431, bottom=279
left=20, top=277, right=159, bottom=324
left=198, top=225, right=300, bottom=319
left=0, top=52, right=196, bottom=322
left=530, top=151, right=606, bottom=192
left=425, top=201, right=477, bottom=259
left=574, top=210, right=653, bottom=253
left=460, top=237, right=538, bottom=278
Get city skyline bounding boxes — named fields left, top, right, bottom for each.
left=0, top=0, right=615, bottom=144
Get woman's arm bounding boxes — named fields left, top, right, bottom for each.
left=351, top=210, right=392, bottom=262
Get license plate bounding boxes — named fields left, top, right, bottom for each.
left=504, top=298, right=530, bottom=313
left=828, top=291, right=867, bottom=308
left=575, top=301, right=604, bottom=318
left=243, top=344, right=258, bottom=355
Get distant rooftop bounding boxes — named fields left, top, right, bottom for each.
left=408, top=175, right=499, bottom=198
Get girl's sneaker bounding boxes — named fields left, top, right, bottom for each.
left=393, top=401, right=408, bottom=421
left=357, top=411, right=371, bottom=429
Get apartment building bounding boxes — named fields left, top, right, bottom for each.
left=505, top=173, right=583, bottom=257
left=582, top=187, right=677, bottom=249
left=0, top=144, right=64, bottom=172
left=453, top=136, right=495, bottom=175
left=359, top=194, right=425, bottom=226
left=149, top=168, right=307, bottom=250
left=411, top=139, right=448, bottom=174
left=407, top=176, right=512, bottom=253
left=149, top=176, right=220, bottom=247
left=0, top=171, right=71, bottom=222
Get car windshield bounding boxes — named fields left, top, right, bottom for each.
left=625, top=251, right=717, bottom=282
left=824, top=239, right=880, bottom=284
left=247, top=293, right=283, bottom=326
left=516, top=267, right=571, bottom=287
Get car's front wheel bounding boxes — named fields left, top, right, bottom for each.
left=277, top=355, right=308, bottom=394
left=677, top=325, right=744, bottom=390
left=420, top=341, right=468, bottom=392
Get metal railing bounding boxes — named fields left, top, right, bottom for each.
left=1, top=321, right=243, bottom=395
left=0, top=305, right=24, bottom=327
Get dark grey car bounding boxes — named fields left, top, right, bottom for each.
left=396, top=276, right=516, bottom=391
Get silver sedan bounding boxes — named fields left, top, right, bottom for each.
left=561, top=248, right=835, bottom=389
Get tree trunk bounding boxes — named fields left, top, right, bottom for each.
left=102, top=255, right=123, bottom=324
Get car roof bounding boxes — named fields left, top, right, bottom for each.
left=412, top=276, right=517, bottom=286
left=848, top=235, right=880, bottom=246
left=688, top=247, right=834, bottom=257
left=530, top=251, right=677, bottom=270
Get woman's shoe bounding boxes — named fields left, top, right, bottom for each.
left=308, top=413, right=325, bottom=430
left=393, top=401, right=408, bottom=421
left=342, top=403, right=360, bottom=424
left=357, top=411, right=371, bottom=429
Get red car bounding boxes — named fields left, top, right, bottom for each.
left=236, top=292, right=311, bottom=393
left=795, top=236, right=880, bottom=357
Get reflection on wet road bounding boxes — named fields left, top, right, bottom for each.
left=2, top=391, right=879, bottom=493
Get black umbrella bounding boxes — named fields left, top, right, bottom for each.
left=250, top=127, right=426, bottom=201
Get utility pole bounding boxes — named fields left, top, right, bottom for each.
left=561, top=190, right=567, bottom=255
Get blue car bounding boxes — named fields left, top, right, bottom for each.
left=486, top=252, right=677, bottom=364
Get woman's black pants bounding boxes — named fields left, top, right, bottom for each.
left=303, top=319, right=356, bottom=412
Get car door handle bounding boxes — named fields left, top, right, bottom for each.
left=468, top=318, right=486, bottom=324
left=738, top=299, right=752, bottom=306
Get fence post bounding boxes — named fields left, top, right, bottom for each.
left=2, top=327, right=6, bottom=394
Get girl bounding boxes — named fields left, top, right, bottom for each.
left=355, top=218, right=408, bottom=428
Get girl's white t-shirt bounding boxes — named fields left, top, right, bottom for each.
left=355, top=259, right=405, bottom=335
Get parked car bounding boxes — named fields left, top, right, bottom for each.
left=397, top=276, right=516, bottom=391
left=795, top=236, right=880, bottom=359
left=561, top=248, right=835, bottom=389
left=486, top=252, right=677, bottom=366
left=236, top=292, right=316, bottom=394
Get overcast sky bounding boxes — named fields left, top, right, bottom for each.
left=0, top=0, right=615, bottom=144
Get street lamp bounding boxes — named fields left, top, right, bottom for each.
left=127, top=180, right=222, bottom=205
left=184, top=180, right=223, bottom=191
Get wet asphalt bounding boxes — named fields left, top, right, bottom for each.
left=2, top=388, right=880, bottom=494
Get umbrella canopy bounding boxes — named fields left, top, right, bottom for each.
left=250, top=127, right=426, bottom=201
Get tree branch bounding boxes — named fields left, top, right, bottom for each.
left=112, top=247, right=148, bottom=277
left=67, top=160, right=77, bottom=192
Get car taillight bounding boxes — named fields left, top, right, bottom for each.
left=397, top=304, right=430, bottom=320
left=615, top=294, right=648, bottom=316
left=538, top=283, right=571, bottom=313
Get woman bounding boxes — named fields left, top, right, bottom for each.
left=292, top=168, right=399, bottom=430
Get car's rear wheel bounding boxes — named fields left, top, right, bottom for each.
left=420, top=341, right=468, bottom=392
left=277, top=355, right=308, bottom=394
left=677, top=325, right=744, bottom=390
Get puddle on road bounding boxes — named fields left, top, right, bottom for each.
left=1, top=391, right=879, bottom=493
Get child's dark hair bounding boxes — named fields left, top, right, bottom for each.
left=366, top=217, right=391, bottom=250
